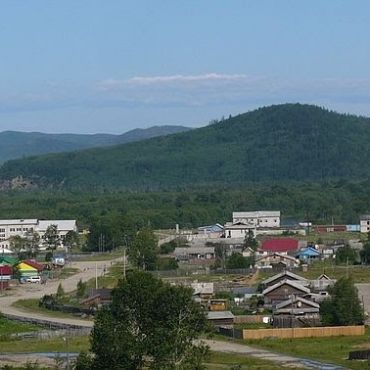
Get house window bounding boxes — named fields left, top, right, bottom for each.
left=10, top=228, right=15, bottom=232
left=0, top=228, right=4, bottom=232
left=16, top=228, right=21, bottom=231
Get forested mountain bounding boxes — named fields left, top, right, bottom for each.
left=0, top=125, right=191, bottom=162
left=1, top=103, right=370, bottom=190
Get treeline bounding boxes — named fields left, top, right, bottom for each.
left=3, top=104, right=370, bottom=190
left=0, top=180, right=369, bottom=249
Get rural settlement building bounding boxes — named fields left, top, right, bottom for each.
left=360, top=214, right=370, bottom=233
left=0, top=219, right=77, bottom=250
left=232, top=211, right=280, bottom=228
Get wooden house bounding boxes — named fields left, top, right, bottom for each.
left=261, top=270, right=309, bottom=289
left=263, top=279, right=311, bottom=305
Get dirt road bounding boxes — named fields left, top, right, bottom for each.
left=0, top=258, right=122, bottom=327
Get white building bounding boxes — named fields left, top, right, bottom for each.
left=360, top=214, right=370, bottom=233
left=36, top=220, right=77, bottom=239
left=0, top=219, right=77, bottom=250
left=232, top=211, right=281, bottom=228
left=0, top=219, right=38, bottom=249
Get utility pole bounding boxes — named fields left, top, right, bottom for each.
left=95, top=262, right=98, bottom=289
left=123, top=247, right=126, bottom=278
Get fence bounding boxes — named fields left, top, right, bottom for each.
left=243, top=325, right=365, bottom=340
left=9, top=328, right=91, bottom=340
left=217, top=326, right=243, bottom=339
left=234, top=315, right=271, bottom=324
left=4, top=313, right=92, bottom=330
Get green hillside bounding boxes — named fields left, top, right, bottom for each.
left=1, top=103, right=369, bottom=190
left=0, top=125, right=190, bottom=163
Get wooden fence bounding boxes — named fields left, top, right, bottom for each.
left=234, top=315, right=271, bottom=324
left=243, top=325, right=365, bottom=340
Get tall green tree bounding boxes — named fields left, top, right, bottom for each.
left=320, top=277, right=363, bottom=326
left=243, top=229, right=258, bottom=251
left=87, top=270, right=208, bottom=370
left=8, top=235, right=27, bottom=257
left=128, top=228, right=158, bottom=271
left=42, top=224, right=60, bottom=255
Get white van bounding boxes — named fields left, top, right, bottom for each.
left=26, top=276, right=41, bottom=283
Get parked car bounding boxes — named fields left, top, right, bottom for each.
left=26, top=276, right=41, bottom=283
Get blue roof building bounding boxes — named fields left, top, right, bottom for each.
left=296, top=247, right=320, bottom=262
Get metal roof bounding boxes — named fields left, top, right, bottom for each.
left=262, top=279, right=311, bottom=296
left=207, top=311, right=235, bottom=320
left=36, top=220, right=77, bottom=231
left=0, top=219, right=38, bottom=225
left=233, top=211, right=280, bottom=218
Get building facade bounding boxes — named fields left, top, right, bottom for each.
left=232, top=211, right=281, bottom=228
left=0, top=219, right=77, bottom=250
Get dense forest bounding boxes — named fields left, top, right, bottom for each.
left=0, top=180, right=369, bottom=232
left=1, top=104, right=370, bottom=190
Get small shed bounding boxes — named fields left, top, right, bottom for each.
left=82, top=288, right=113, bottom=308
left=0, top=265, right=13, bottom=289
left=207, top=311, right=234, bottom=326
left=15, top=262, right=39, bottom=280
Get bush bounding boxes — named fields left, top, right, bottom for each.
left=155, top=257, right=178, bottom=271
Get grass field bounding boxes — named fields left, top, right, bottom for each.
left=242, top=328, right=370, bottom=370
left=0, top=335, right=90, bottom=352
left=0, top=316, right=40, bottom=337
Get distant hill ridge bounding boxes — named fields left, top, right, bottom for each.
left=1, top=103, right=370, bottom=190
left=0, top=125, right=191, bottom=162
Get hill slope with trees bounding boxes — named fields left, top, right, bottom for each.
left=0, top=125, right=191, bottom=163
left=1, top=104, right=370, bottom=190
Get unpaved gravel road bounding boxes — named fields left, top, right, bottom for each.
left=0, top=258, right=123, bottom=327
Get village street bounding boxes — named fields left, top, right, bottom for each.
left=0, top=258, right=121, bottom=327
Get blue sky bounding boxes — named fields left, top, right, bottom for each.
left=1, top=0, right=369, bottom=133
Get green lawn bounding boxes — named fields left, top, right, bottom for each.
left=0, top=316, right=40, bottom=337
left=0, top=335, right=90, bottom=352
left=71, top=249, right=124, bottom=262
left=243, top=328, right=370, bottom=370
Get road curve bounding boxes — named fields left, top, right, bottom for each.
left=0, top=258, right=122, bottom=327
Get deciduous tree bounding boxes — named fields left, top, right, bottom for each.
left=128, top=228, right=158, bottom=270
left=86, top=270, right=208, bottom=369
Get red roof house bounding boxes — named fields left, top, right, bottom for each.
left=261, top=238, right=299, bottom=253
left=24, top=259, right=45, bottom=272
